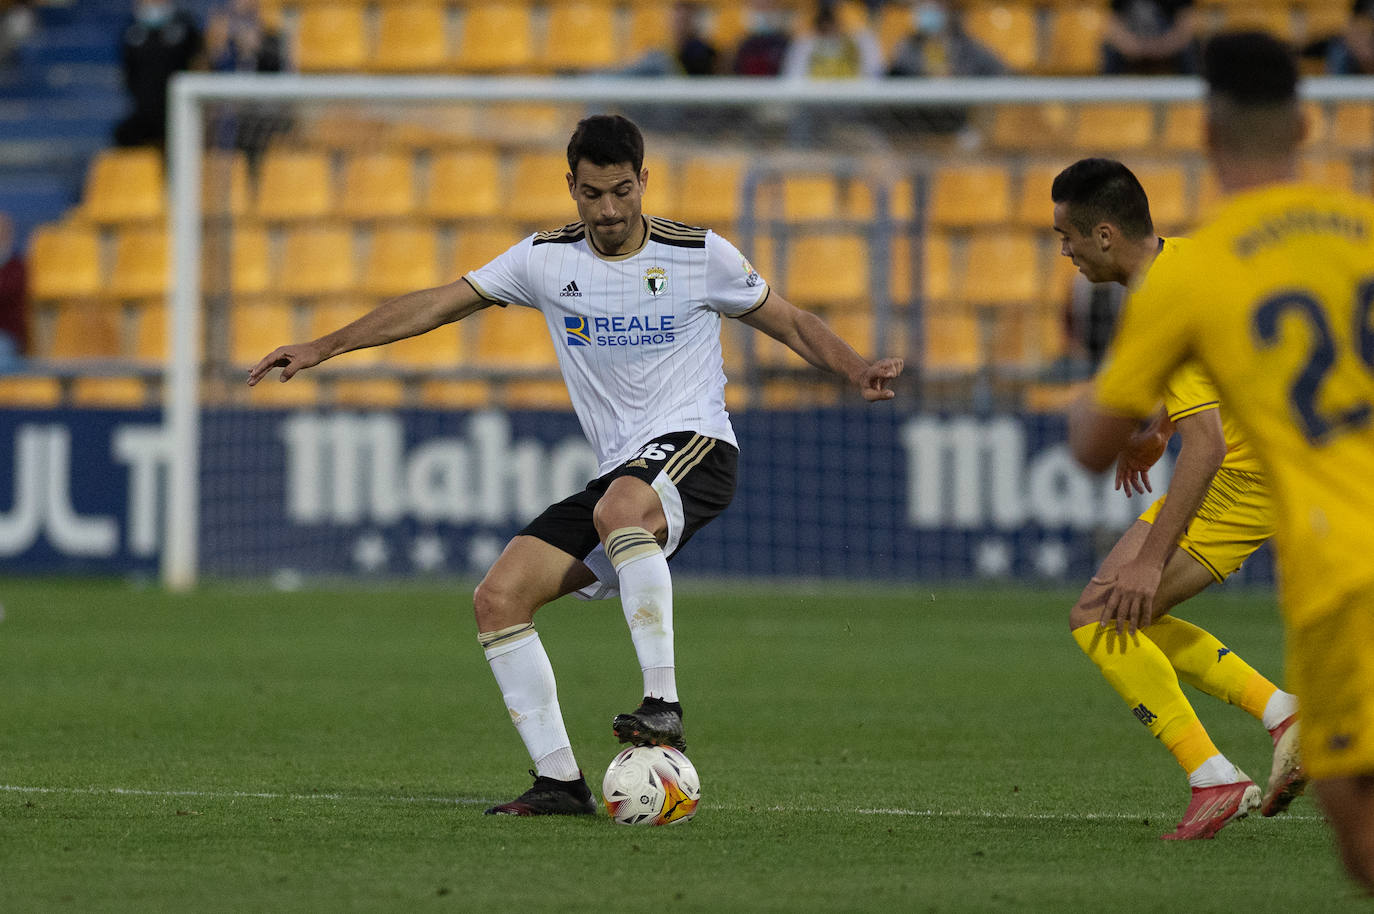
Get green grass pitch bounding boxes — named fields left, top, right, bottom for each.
left=0, top=577, right=1364, bottom=912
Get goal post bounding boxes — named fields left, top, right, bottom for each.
left=162, top=73, right=1374, bottom=590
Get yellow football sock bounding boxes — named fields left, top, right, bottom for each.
left=1144, top=616, right=1277, bottom=721
left=1072, top=624, right=1221, bottom=775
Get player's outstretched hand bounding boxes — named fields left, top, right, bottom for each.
left=247, top=341, right=326, bottom=386
left=1097, top=556, right=1162, bottom=635
left=858, top=357, right=904, bottom=402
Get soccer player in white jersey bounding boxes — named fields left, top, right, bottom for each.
left=248, top=114, right=904, bottom=816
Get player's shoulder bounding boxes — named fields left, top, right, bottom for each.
left=647, top=216, right=709, bottom=249
left=532, top=221, right=586, bottom=246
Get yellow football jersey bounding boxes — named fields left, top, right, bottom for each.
left=1097, top=184, right=1374, bottom=624
left=1153, top=239, right=1262, bottom=474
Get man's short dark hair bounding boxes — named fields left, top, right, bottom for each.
left=566, top=114, right=644, bottom=177
left=1051, top=157, right=1155, bottom=240
left=1203, top=30, right=1298, bottom=106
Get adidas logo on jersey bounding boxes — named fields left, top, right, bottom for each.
left=560, top=281, right=582, bottom=297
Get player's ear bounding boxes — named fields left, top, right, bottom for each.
left=566, top=170, right=576, bottom=198
left=639, top=167, right=648, bottom=193
left=1095, top=222, right=1114, bottom=250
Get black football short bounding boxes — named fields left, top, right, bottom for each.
left=519, top=431, right=738, bottom=564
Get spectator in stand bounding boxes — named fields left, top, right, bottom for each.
left=206, top=0, right=284, bottom=73
left=114, top=0, right=204, bottom=149
left=887, top=1, right=1006, bottom=77
left=781, top=1, right=882, bottom=79
left=732, top=0, right=793, bottom=76
left=0, top=213, right=28, bottom=371
left=1102, top=0, right=1199, bottom=75
left=618, top=2, right=719, bottom=76
left=0, top=1, right=36, bottom=68
left=1327, top=1, right=1374, bottom=74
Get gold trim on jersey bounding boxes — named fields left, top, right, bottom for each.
left=662, top=434, right=716, bottom=483
left=730, top=286, right=771, bottom=318
left=532, top=222, right=586, bottom=245
left=585, top=216, right=651, bottom=262
left=647, top=216, right=708, bottom=248
left=462, top=274, right=507, bottom=305
left=1169, top=400, right=1221, bottom=421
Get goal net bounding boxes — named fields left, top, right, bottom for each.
left=165, top=74, right=1371, bottom=589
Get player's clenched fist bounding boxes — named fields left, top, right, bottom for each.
left=859, top=357, right=904, bottom=402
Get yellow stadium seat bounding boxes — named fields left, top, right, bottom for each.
left=384, top=324, right=464, bottom=369
left=991, top=306, right=1064, bottom=369
left=1133, top=164, right=1191, bottom=231
left=891, top=232, right=955, bottom=304
left=673, top=156, right=747, bottom=229
left=108, top=226, right=168, bottom=299
left=361, top=223, right=441, bottom=296
left=295, top=6, right=368, bottom=72
left=471, top=305, right=557, bottom=368
left=706, top=4, right=749, bottom=50
left=1330, top=103, right=1374, bottom=150
left=1301, top=157, right=1355, bottom=190
left=230, top=299, right=297, bottom=365
left=504, top=379, right=573, bottom=410
left=455, top=2, right=535, bottom=73
left=306, top=300, right=383, bottom=367
left=1304, top=2, right=1353, bottom=41
left=83, top=147, right=164, bottom=223
left=826, top=310, right=874, bottom=359
left=243, top=373, right=319, bottom=407
left=70, top=376, right=150, bottom=408
left=542, top=2, right=618, bottom=72
left=228, top=223, right=272, bottom=296
left=339, top=151, right=417, bottom=221
left=419, top=378, right=490, bottom=408
left=777, top=174, right=842, bottom=222
left=452, top=226, right=526, bottom=275
left=1300, top=99, right=1328, bottom=149
left=1160, top=101, right=1204, bottom=152
left=961, top=231, right=1041, bottom=306
left=48, top=302, right=122, bottom=359
left=331, top=377, right=408, bottom=408
left=1012, top=163, right=1060, bottom=229
left=930, top=164, right=1011, bottom=228
left=626, top=3, right=673, bottom=58
left=508, top=150, right=576, bottom=225
left=131, top=300, right=166, bottom=362
left=30, top=222, right=102, bottom=300
left=1041, top=4, right=1106, bottom=75
left=876, top=2, right=913, bottom=57
left=989, top=103, right=1075, bottom=151
left=278, top=224, right=356, bottom=296
left=424, top=148, right=502, bottom=221
left=371, top=2, right=450, bottom=73
left=963, top=3, right=1038, bottom=73
left=0, top=375, right=62, bottom=407
left=1219, top=5, right=1293, bottom=39
left=923, top=309, right=981, bottom=374
left=784, top=232, right=870, bottom=307
left=1071, top=103, right=1157, bottom=151
left=202, top=150, right=250, bottom=217
left=255, top=149, right=334, bottom=221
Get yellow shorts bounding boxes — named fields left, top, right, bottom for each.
left=1138, top=467, right=1275, bottom=582
left=1289, top=587, right=1374, bottom=779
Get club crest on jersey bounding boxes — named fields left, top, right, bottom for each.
left=644, top=266, right=668, bottom=296
left=564, top=316, right=592, bottom=347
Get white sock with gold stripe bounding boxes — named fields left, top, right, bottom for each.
left=607, top=526, right=678, bottom=703
left=481, top=629, right=579, bottom=781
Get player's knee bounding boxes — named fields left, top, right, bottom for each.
left=472, top=575, right=530, bottom=631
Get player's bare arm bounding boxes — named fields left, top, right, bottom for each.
left=1068, top=389, right=1141, bottom=473
left=1115, top=406, right=1174, bottom=497
left=246, top=278, right=492, bottom=385
left=1099, top=408, right=1226, bottom=634
left=739, top=293, right=904, bottom=401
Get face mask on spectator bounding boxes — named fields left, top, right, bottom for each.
left=914, top=2, right=947, bottom=35
left=138, top=2, right=173, bottom=26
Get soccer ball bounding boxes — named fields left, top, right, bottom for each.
left=601, top=744, right=700, bottom=826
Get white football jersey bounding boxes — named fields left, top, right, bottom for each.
left=464, top=216, right=769, bottom=473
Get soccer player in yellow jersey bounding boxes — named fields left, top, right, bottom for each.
left=1051, top=158, right=1301, bottom=841
left=1071, top=32, right=1374, bottom=890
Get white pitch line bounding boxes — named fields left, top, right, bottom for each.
left=0, top=785, right=1324, bottom=821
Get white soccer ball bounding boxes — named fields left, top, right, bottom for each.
left=601, top=744, right=700, bottom=826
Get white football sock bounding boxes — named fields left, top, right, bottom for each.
left=606, top=527, right=678, bottom=703
left=483, top=631, right=579, bottom=781
left=1262, top=690, right=1299, bottom=731
left=1187, top=753, right=1242, bottom=788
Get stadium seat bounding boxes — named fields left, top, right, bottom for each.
left=1301, top=157, right=1355, bottom=190
left=990, top=306, right=1064, bottom=369
left=961, top=231, right=1041, bottom=306
left=776, top=174, right=843, bottom=222
left=131, top=300, right=166, bottom=362
left=1012, top=163, right=1060, bottom=229
left=452, top=226, right=526, bottom=275
left=470, top=304, right=557, bottom=368
left=48, top=302, right=122, bottom=359
left=82, top=147, right=164, bottom=224
left=371, top=2, right=450, bottom=73
left=424, top=148, right=502, bottom=221
left=476, top=102, right=567, bottom=144
left=705, top=3, right=750, bottom=50
left=503, top=379, right=573, bottom=410
left=29, top=222, right=103, bottom=300
left=241, top=373, right=320, bottom=407
left=307, top=300, right=384, bottom=367
left=1071, top=103, right=1156, bottom=151
left=0, top=375, right=62, bottom=407
left=278, top=224, right=356, bottom=296
left=989, top=103, right=1075, bottom=151
left=227, top=223, right=272, bottom=296
left=508, top=150, right=577, bottom=225
left=542, top=2, right=618, bottom=72
left=923, top=309, right=981, bottom=374
left=255, top=149, right=334, bottom=221
left=626, top=3, right=673, bottom=59
left=383, top=324, right=464, bottom=368
left=454, top=2, right=535, bottom=73
left=361, top=223, right=441, bottom=296
left=1331, top=103, right=1374, bottom=150
left=418, top=378, right=490, bottom=408
left=230, top=299, right=297, bottom=365
left=1160, top=101, right=1203, bottom=152
left=783, top=232, right=870, bottom=308
left=108, top=226, right=169, bottom=300
left=1040, top=4, right=1107, bottom=75
left=331, top=377, right=408, bottom=408
left=875, top=2, right=913, bottom=57
left=826, top=310, right=875, bottom=359
left=202, top=150, right=250, bottom=218
left=963, top=3, right=1038, bottom=73
left=890, top=232, right=954, bottom=305
left=641, top=153, right=677, bottom=217
left=70, top=376, right=151, bottom=408
left=1218, top=4, right=1294, bottom=40
left=295, top=6, right=368, bottom=72
left=1303, top=2, right=1353, bottom=42
left=1132, top=164, right=1190, bottom=231
left=1300, top=99, right=1328, bottom=149
left=673, top=156, right=747, bottom=229
left=929, top=164, right=1011, bottom=228
left=339, top=151, right=418, bottom=221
